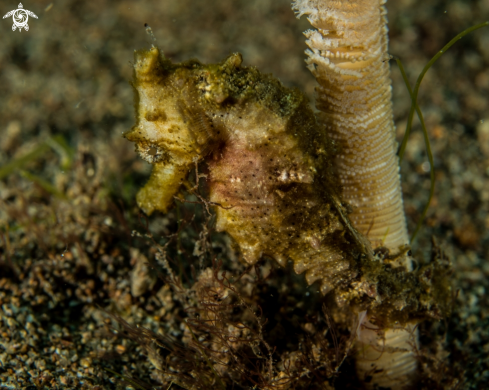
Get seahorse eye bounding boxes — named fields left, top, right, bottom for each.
left=135, top=143, right=167, bottom=164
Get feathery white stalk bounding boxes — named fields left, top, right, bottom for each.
left=292, top=0, right=417, bottom=387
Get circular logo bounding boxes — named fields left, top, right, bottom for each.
left=12, top=9, right=28, bottom=29
left=3, top=3, right=38, bottom=32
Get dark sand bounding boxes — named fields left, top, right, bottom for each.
left=0, top=0, right=488, bottom=388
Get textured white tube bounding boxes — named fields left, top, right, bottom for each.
left=293, top=0, right=409, bottom=253
left=292, top=0, right=417, bottom=387
left=356, top=318, right=418, bottom=388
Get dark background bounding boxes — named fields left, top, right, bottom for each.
left=0, top=0, right=488, bottom=388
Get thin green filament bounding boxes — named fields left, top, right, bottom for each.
left=398, top=21, right=489, bottom=162
left=392, top=56, right=434, bottom=244
left=395, top=21, right=489, bottom=244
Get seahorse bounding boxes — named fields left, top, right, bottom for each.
left=126, top=45, right=453, bottom=390
left=124, top=46, right=372, bottom=296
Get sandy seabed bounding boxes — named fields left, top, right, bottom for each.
left=0, top=0, right=488, bottom=389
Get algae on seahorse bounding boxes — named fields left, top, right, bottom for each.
left=124, top=46, right=371, bottom=296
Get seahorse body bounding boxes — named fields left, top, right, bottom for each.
left=125, top=47, right=368, bottom=294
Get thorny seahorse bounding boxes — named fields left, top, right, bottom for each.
left=124, top=46, right=373, bottom=299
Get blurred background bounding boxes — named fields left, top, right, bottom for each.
left=0, top=0, right=488, bottom=388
